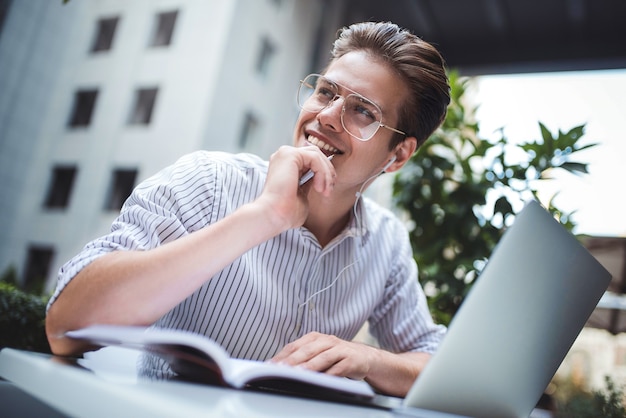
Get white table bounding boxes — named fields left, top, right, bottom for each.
left=0, top=347, right=468, bottom=418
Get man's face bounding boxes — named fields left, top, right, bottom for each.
left=292, top=50, right=409, bottom=193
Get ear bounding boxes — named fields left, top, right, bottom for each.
left=384, top=136, right=417, bottom=173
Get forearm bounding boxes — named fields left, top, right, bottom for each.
left=365, top=349, right=431, bottom=397
left=46, top=201, right=285, bottom=356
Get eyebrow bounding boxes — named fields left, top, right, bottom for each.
left=321, top=75, right=386, bottom=111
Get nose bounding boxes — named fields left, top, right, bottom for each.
left=316, top=95, right=344, bottom=132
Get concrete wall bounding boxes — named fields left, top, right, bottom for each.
left=0, top=0, right=346, bottom=290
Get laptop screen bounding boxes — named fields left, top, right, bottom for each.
left=403, top=200, right=611, bottom=418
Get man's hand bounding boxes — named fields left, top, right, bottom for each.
left=258, top=145, right=336, bottom=231
left=270, top=331, right=432, bottom=397
left=271, top=332, right=376, bottom=380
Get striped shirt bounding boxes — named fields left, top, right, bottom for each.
left=50, top=151, right=445, bottom=361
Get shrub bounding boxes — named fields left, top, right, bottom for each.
left=555, top=376, right=626, bottom=418
left=0, top=281, right=51, bottom=353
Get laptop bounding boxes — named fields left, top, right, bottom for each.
left=388, top=200, right=611, bottom=418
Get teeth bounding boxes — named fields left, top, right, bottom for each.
left=307, top=135, right=340, bottom=154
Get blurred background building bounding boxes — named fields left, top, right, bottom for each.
left=0, top=0, right=345, bottom=292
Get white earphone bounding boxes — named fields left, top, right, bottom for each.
left=381, top=155, right=397, bottom=173
left=356, top=155, right=399, bottom=199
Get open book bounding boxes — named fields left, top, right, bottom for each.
left=66, top=325, right=376, bottom=401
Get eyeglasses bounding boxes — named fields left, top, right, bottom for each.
left=296, top=74, right=406, bottom=141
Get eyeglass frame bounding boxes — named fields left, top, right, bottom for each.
left=297, top=73, right=407, bottom=141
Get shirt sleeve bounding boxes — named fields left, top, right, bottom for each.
left=46, top=151, right=218, bottom=310
left=368, top=221, right=446, bottom=354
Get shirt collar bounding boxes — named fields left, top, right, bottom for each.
left=341, top=197, right=370, bottom=246
left=299, top=197, right=371, bottom=249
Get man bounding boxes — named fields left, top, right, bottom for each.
left=46, top=21, right=450, bottom=397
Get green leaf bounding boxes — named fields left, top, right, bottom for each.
left=494, top=196, right=514, bottom=217
left=559, top=161, right=590, bottom=175
left=539, top=122, right=554, bottom=148
left=393, top=70, right=594, bottom=327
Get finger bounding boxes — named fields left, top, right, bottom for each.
left=318, top=356, right=352, bottom=377
left=270, top=332, right=331, bottom=365
left=310, top=159, right=336, bottom=196
left=307, top=345, right=370, bottom=380
left=298, top=345, right=343, bottom=373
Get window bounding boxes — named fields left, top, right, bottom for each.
left=91, top=16, right=119, bottom=52
left=68, top=89, right=98, bottom=127
left=128, top=88, right=158, bottom=125
left=149, top=10, right=178, bottom=47
left=43, top=166, right=77, bottom=209
left=0, top=0, right=11, bottom=36
left=256, top=37, right=276, bottom=77
left=23, top=245, right=55, bottom=293
left=238, top=111, right=260, bottom=149
left=104, top=168, right=137, bottom=211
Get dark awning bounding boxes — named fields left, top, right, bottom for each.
left=341, top=0, right=626, bottom=75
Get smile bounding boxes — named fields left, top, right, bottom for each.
left=307, top=135, right=341, bottom=154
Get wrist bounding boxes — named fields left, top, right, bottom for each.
left=250, top=194, right=302, bottom=234
left=243, top=198, right=293, bottom=238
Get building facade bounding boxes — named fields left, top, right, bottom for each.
left=0, top=0, right=346, bottom=292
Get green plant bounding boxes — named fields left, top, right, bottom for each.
left=0, top=265, right=18, bottom=286
left=0, top=274, right=51, bottom=353
left=555, top=376, right=626, bottom=418
left=393, top=71, right=596, bottom=325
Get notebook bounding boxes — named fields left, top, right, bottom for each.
left=393, top=200, right=611, bottom=418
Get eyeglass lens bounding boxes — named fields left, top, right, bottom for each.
left=297, top=75, right=383, bottom=141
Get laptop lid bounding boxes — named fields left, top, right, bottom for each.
left=403, top=200, right=611, bottom=418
